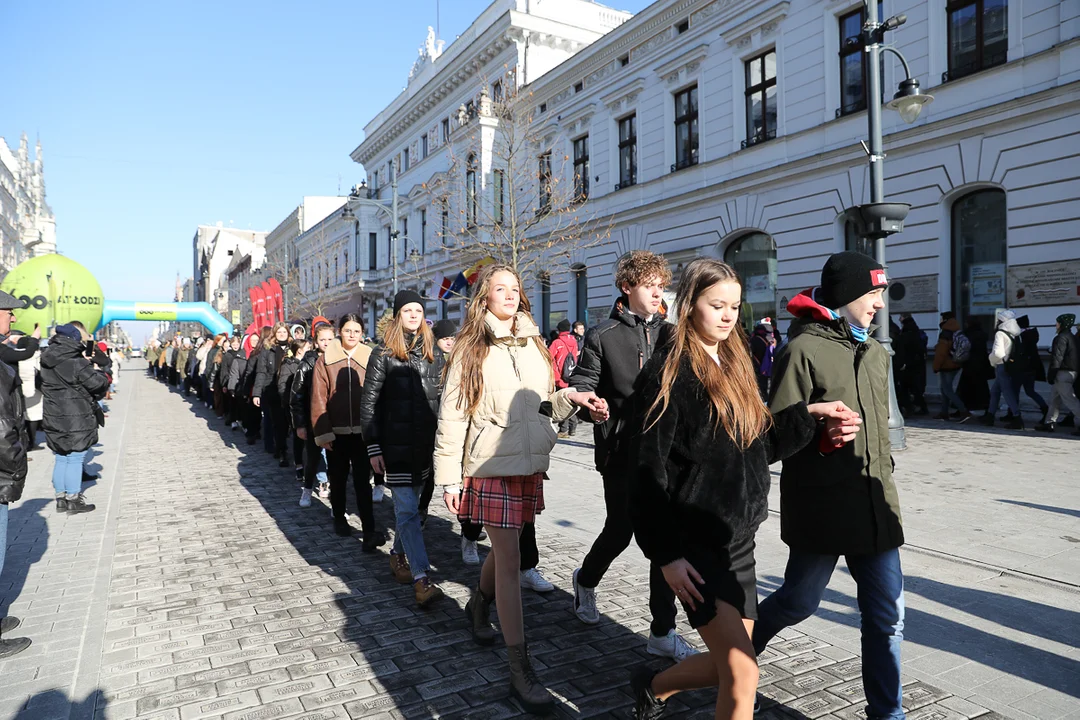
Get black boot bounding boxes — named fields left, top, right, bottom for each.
left=361, top=530, right=386, bottom=553
left=465, top=587, right=496, bottom=646
left=66, top=493, right=96, bottom=514
left=506, top=642, right=555, bottom=715
left=1004, top=415, right=1024, bottom=430
left=978, top=413, right=995, bottom=426
left=333, top=519, right=353, bottom=537
left=630, top=666, right=667, bottom=720
left=56, top=496, right=68, bottom=513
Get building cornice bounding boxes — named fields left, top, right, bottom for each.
left=719, top=1, right=789, bottom=47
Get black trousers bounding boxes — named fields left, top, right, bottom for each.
left=244, top=401, right=261, bottom=440
left=300, top=434, right=326, bottom=490
left=326, top=435, right=374, bottom=533
left=579, top=471, right=677, bottom=637
left=292, top=430, right=304, bottom=469
left=267, top=396, right=288, bottom=459
left=461, top=519, right=539, bottom=571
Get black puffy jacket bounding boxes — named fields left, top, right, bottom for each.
left=252, top=342, right=287, bottom=401
left=289, top=350, right=320, bottom=431
left=277, top=356, right=300, bottom=414
left=40, top=335, right=110, bottom=455
left=0, top=360, right=28, bottom=504
left=567, top=298, right=674, bottom=474
left=358, top=338, right=440, bottom=485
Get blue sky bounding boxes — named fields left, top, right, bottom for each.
left=3, top=0, right=651, bottom=341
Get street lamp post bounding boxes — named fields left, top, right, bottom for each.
left=858, top=2, right=934, bottom=450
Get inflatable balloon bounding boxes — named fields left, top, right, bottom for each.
left=0, top=254, right=232, bottom=336
left=0, top=254, right=104, bottom=334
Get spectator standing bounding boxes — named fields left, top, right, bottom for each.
left=957, top=316, right=992, bottom=412
left=932, top=313, right=971, bottom=421
left=572, top=320, right=586, bottom=352
left=548, top=319, right=580, bottom=438
left=40, top=324, right=110, bottom=514
left=895, top=315, right=929, bottom=415
left=0, top=290, right=30, bottom=659
left=748, top=317, right=775, bottom=401
left=1035, top=313, right=1080, bottom=435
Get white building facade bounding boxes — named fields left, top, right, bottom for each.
left=348, top=0, right=1079, bottom=340
left=192, top=225, right=269, bottom=318
left=0, top=133, right=56, bottom=277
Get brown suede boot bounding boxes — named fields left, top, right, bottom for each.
left=465, top=587, right=496, bottom=645
left=389, top=553, right=412, bottom=584
left=413, top=576, right=444, bottom=607
left=507, top=642, right=555, bottom=714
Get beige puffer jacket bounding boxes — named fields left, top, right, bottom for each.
left=434, top=311, right=575, bottom=488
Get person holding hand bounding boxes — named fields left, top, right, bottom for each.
left=552, top=251, right=697, bottom=662
left=625, top=259, right=858, bottom=720
left=310, top=314, right=384, bottom=549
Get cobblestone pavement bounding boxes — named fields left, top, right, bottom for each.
left=0, top=369, right=1073, bottom=719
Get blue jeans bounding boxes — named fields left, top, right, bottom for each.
left=754, top=548, right=906, bottom=720
left=988, top=364, right=1020, bottom=415
left=0, top=502, right=8, bottom=579
left=938, top=370, right=965, bottom=414
left=52, top=450, right=89, bottom=495
left=391, top=484, right=429, bottom=579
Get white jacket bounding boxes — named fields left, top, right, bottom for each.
left=989, top=315, right=1021, bottom=367
left=434, top=311, right=574, bottom=489
left=19, top=353, right=42, bottom=422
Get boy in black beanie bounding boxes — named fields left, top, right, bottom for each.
left=754, top=251, right=906, bottom=720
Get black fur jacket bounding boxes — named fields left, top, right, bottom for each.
left=629, top=350, right=817, bottom=567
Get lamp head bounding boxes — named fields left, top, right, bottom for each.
left=886, top=77, right=933, bottom=124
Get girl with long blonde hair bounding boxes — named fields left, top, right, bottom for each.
left=626, top=258, right=857, bottom=720
left=434, top=264, right=576, bottom=715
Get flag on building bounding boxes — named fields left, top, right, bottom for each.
left=465, top=256, right=496, bottom=285
left=445, top=272, right=468, bottom=298
left=432, top=272, right=454, bottom=300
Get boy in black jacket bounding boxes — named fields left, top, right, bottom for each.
left=554, top=251, right=695, bottom=661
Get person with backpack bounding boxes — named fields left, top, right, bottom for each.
left=932, top=313, right=972, bottom=422
left=980, top=310, right=1024, bottom=429
left=548, top=319, right=580, bottom=438
left=1014, top=316, right=1049, bottom=423
left=749, top=317, right=775, bottom=401
left=1035, top=313, right=1080, bottom=435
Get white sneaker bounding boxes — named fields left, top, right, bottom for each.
left=299, top=488, right=312, bottom=507
left=318, top=483, right=329, bottom=499
left=647, top=629, right=699, bottom=661
left=372, top=485, right=386, bottom=503
left=461, top=537, right=480, bottom=565
left=572, top=568, right=600, bottom=624
left=520, top=567, right=554, bottom=593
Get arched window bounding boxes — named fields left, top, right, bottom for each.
left=952, top=188, right=1007, bottom=332
left=723, top=231, right=777, bottom=332
left=465, top=154, right=478, bottom=227
left=844, top=219, right=875, bottom=257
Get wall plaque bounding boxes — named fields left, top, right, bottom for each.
left=888, top=274, right=938, bottom=314
left=1007, top=260, right=1080, bottom=307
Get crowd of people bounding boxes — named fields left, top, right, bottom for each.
left=130, top=250, right=925, bottom=720
left=0, top=290, right=122, bottom=659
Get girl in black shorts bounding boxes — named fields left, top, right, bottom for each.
left=626, top=258, right=858, bottom=719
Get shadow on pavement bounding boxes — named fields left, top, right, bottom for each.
left=15, top=688, right=105, bottom=720
left=759, top=571, right=1080, bottom=699
left=996, top=499, right=1080, bottom=519
left=166, top=378, right=704, bottom=718
left=0, top=498, right=49, bottom=619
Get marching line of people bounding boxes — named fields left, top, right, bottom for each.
left=144, top=250, right=955, bottom=720
left=1, top=290, right=119, bottom=659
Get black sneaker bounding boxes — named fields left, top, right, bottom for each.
left=295, top=468, right=304, bottom=482
left=630, top=666, right=666, bottom=720
left=978, top=413, right=995, bottom=426
left=1005, top=416, right=1024, bottom=430
left=1035, top=421, right=1055, bottom=433
left=362, top=530, right=387, bottom=553
left=55, top=497, right=68, bottom=513
left=334, top=521, right=353, bottom=537
left=278, top=458, right=290, bottom=468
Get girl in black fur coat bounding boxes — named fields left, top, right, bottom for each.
left=626, top=259, right=861, bottom=720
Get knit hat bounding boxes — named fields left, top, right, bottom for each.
left=819, top=251, right=888, bottom=309
left=1058, top=313, right=1076, bottom=330
left=433, top=319, right=458, bottom=340
left=310, top=315, right=331, bottom=335
left=393, top=290, right=424, bottom=316
left=557, top=319, right=572, bottom=333
left=55, top=324, right=81, bottom=340
left=757, top=317, right=773, bottom=328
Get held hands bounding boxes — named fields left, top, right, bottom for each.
left=443, top=489, right=461, bottom=515
left=370, top=456, right=386, bottom=475
left=661, top=558, right=705, bottom=611
left=567, top=391, right=610, bottom=422
left=806, top=401, right=863, bottom=447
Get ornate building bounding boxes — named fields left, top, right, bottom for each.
left=0, top=133, right=57, bottom=277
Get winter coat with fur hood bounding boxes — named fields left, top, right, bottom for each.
left=628, top=349, right=816, bottom=567
left=434, top=312, right=575, bottom=489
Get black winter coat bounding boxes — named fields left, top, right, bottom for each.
left=289, top=350, right=319, bottom=431
left=40, top=335, right=110, bottom=455
left=0, top=360, right=28, bottom=504
left=567, top=298, right=673, bottom=474
left=629, top=350, right=816, bottom=567
left=1048, top=330, right=1079, bottom=382
left=277, top=357, right=300, bottom=413
left=358, top=338, right=440, bottom=485
left=219, top=349, right=237, bottom=391
left=252, top=343, right=287, bottom=400
left=1019, top=327, right=1046, bottom=381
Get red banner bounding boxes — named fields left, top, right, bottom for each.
left=252, top=285, right=267, bottom=329
left=260, top=281, right=274, bottom=327
left=267, top=278, right=284, bottom=324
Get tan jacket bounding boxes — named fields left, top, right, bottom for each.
left=434, top=312, right=575, bottom=488
left=311, top=340, right=372, bottom=446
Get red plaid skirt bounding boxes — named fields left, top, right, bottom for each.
left=459, top=474, right=545, bottom=529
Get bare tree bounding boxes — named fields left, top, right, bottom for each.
left=429, top=77, right=612, bottom=295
